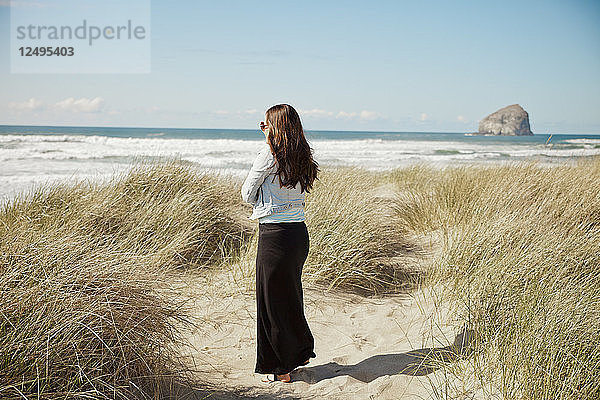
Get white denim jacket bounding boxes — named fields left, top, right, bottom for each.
left=241, top=143, right=306, bottom=220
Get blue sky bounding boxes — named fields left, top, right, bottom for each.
left=0, top=0, right=599, bottom=133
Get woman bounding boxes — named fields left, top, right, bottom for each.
left=241, top=104, right=320, bottom=383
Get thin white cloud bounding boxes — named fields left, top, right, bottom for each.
left=55, top=97, right=105, bottom=113
left=359, top=110, right=380, bottom=121
left=8, top=97, right=44, bottom=111
left=336, top=110, right=381, bottom=121
left=457, top=115, right=466, bottom=122
left=300, top=108, right=334, bottom=118
left=336, top=111, right=357, bottom=119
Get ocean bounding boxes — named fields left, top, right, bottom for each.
left=1, top=125, right=600, bottom=205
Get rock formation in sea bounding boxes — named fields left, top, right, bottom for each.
left=477, top=104, right=533, bottom=135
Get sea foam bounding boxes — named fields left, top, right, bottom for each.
left=2, top=132, right=599, bottom=205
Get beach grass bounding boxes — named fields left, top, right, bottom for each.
left=1, top=156, right=599, bottom=398
left=0, top=161, right=251, bottom=399
left=303, top=167, right=426, bottom=292
left=234, top=166, right=427, bottom=294
left=387, top=157, right=600, bottom=399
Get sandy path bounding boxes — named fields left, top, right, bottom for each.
left=172, top=267, right=469, bottom=400
left=168, top=183, right=470, bottom=399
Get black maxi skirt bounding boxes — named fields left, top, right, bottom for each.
left=254, top=221, right=316, bottom=375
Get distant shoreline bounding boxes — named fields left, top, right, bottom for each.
left=1, top=124, right=600, bottom=136
left=2, top=125, right=600, bottom=207
left=465, top=132, right=535, bottom=136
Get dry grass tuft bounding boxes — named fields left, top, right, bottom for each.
left=0, top=160, right=252, bottom=399
left=388, top=156, right=600, bottom=399
left=303, top=167, right=426, bottom=293
left=236, top=167, right=428, bottom=294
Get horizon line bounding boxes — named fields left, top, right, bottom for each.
left=0, top=123, right=592, bottom=135
left=0, top=123, right=468, bottom=135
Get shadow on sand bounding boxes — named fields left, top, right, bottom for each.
left=292, top=328, right=474, bottom=384
left=155, top=379, right=301, bottom=400
left=155, top=330, right=473, bottom=398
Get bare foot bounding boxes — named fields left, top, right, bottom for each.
left=277, top=373, right=291, bottom=383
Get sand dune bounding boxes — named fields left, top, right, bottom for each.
left=174, top=268, right=470, bottom=400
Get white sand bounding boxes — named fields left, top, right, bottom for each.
left=169, top=183, right=473, bottom=399
left=173, top=267, right=471, bottom=400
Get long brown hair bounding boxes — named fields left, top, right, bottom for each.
left=265, top=104, right=319, bottom=193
